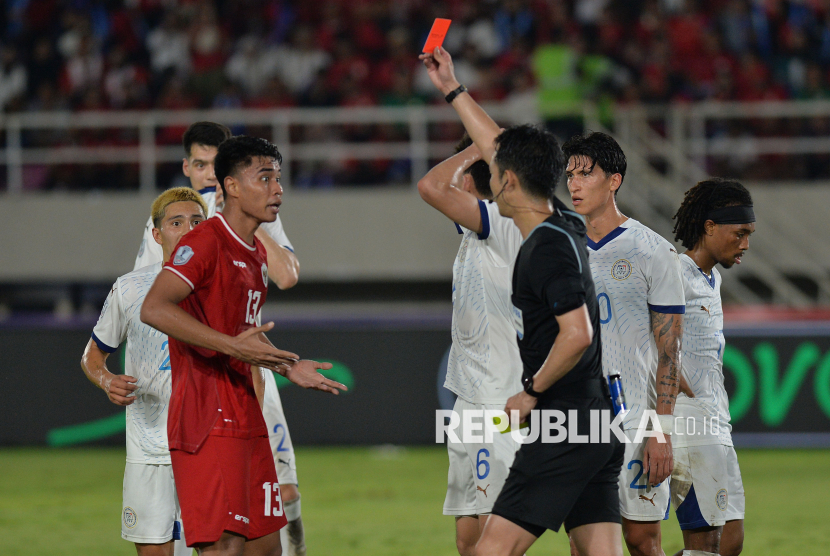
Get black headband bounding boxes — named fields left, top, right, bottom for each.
left=706, top=205, right=755, bottom=224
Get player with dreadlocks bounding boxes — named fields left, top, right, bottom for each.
left=669, top=177, right=755, bottom=556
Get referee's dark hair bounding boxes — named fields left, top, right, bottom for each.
left=455, top=133, right=492, bottom=198
left=494, top=124, right=565, bottom=201
left=214, top=135, right=283, bottom=195
left=672, top=178, right=753, bottom=249
left=562, top=132, right=627, bottom=193
left=182, top=121, right=232, bottom=158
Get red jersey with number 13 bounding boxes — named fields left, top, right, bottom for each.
left=164, top=213, right=270, bottom=453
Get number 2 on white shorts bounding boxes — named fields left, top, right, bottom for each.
left=262, top=482, right=283, bottom=516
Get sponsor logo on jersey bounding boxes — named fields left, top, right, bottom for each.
left=611, top=259, right=632, bottom=280
left=123, top=506, right=138, bottom=528
left=701, top=305, right=711, bottom=316
left=235, top=514, right=250, bottom=524
left=173, top=245, right=194, bottom=266
left=639, top=493, right=657, bottom=506
left=261, top=263, right=269, bottom=287
left=233, top=260, right=247, bottom=268
left=716, top=488, right=728, bottom=511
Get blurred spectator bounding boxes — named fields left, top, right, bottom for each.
left=273, top=25, right=331, bottom=95
left=0, top=44, right=27, bottom=111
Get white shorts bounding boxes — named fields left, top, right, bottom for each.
left=671, top=444, right=745, bottom=529
left=122, top=462, right=185, bottom=547
left=443, top=397, right=521, bottom=516
left=618, top=430, right=671, bottom=521
left=263, top=370, right=298, bottom=485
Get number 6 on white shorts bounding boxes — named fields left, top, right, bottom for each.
left=262, top=482, right=284, bottom=516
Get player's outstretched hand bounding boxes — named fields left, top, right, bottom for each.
left=643, top=434, right=673, bottom=486
left=230, top=323, right=299, bottom=370
left=284, top=360, right=348, bottom=395
left=419, top=46, right=461, bottom=96
left=101, top=372, right=137, bottom=406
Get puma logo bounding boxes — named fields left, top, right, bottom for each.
left=670, top=248, right=677, bottom=254
left=278, top=459, right=290, bottom=466
left=639, top=493, right=657, bottom=506
left=701, top=306, right=711, bottom=316
left=477, top=484, right=491, bottom=497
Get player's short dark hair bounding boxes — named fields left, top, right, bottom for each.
left=214, top=135, right=283, bottom=195
left=493, top=124, right=565, bottom=201
left=454, top=134, right=492, bottom=198
left=182, top=121, right=232, bottom=158
left=562, top=132, right=627, bottom=193
left=672, top=177, right=753, bottom=249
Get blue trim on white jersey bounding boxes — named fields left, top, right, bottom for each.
left=523, top=222, right=583, bottom=274
left=198, top=186, right=216, bottom=195
left=282, top=244, right=294, bottom=253
left=586, top=225, right=628, bottom=251
left=91, top=332, right=118, bottom=353
left=698, top=267, right=716, bottom=289
left=476, top=200, right=490, bottom=240
left=454, top=223, right=463, bottom=234
left=648, top=303, right=686, bottom=314
left=675, top=484, right=710, bottom=530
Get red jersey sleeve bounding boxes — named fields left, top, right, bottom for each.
left=163, top=225, right=218, bottom=291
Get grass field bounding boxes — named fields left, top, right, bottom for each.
left=1, top=446, right=828, bottom=555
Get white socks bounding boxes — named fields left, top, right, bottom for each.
left=682, top=551, right=719, bottom=556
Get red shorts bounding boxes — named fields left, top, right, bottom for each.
left=171, top=435, right=287, bottom=546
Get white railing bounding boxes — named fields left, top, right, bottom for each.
left=609, top=101, right=830, bottom=305
left=0, top=105, right=530, bottom=194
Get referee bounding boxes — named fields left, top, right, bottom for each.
left=420, top=46, right=624, bottom=556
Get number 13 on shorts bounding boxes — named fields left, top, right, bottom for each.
left=262, top=482, right=283, bottom=516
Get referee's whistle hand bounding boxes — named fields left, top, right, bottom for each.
left=504, top=391, right=537, bottom=426
left=643, top=435, right=674, bottom=486
left=284, top=360, right=348, bottom=395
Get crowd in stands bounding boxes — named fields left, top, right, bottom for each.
left=3, top=0, right=830, bottom=187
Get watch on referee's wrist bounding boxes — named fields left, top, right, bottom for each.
left=523, top=375, right=543, bottom=398
left=444, top=84, right=468, bottom=104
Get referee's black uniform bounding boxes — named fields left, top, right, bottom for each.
left=492, top=197, right=624, bottom=536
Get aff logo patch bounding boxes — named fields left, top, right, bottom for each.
left=123, top=506, right=137, bottom=529
left=261, top=263, right=269, bottom=287
left=611, top=259, right=632, bottom=281
left=716, top=489, right=728, bottom=511
left=173, top=245, right=194, bottom=266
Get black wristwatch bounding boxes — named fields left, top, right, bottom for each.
left=523, top=375, right=543, bottom=398
left=445, top=84, right=468, bottom=104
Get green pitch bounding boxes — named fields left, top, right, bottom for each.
left=1, top=446, right=828, bottom=555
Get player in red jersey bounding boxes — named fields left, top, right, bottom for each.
left=141, top=135, right=346, bottom=556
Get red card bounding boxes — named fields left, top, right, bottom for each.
left=422, top=18, right=452, bottom=53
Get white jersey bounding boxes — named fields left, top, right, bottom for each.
left=92, top=263, right=172, bottom=464
left=587, top=218, right=685, bottom=430
left=445, top=200, right=524, bottom=404
left=673, top=254, right=733, bottom=446
left=133, top=186, right=294, bottom=270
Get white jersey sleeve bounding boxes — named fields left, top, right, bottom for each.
left=479, top=200, right=522, bottom=265
left=646, top=241, right=686, bottom=313
left=133, top=216, right=164, bottom=270
left=259, top=215, right=294, bottom=252
left=92, top=281, right=128, bottom=353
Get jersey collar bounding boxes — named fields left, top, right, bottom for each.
left=216, top=213, right=257, bottom=251
left=587, top=225, right=628, bottom=251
